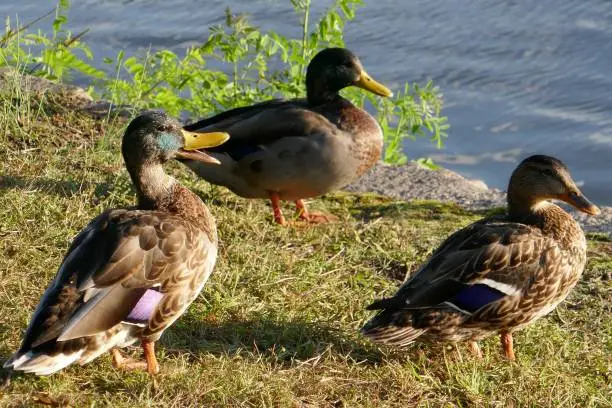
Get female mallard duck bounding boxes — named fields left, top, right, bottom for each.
left=3, top=112, right=229, bottom=375
left=180, top=47, right=392, bottom=225
left=362, top=155, right=600, bottom=360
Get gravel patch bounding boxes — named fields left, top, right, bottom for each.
left=346, top=162, right=612, bottom=235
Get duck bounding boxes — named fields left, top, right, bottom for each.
left=180, top=47, right=393, bottom=225
left=361, top=155, right=600, bottom=360
left=3, top=111, right=229, bottom=376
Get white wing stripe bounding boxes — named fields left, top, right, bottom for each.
left=443, top=301, right=473, bottom=316
left=477, top=278, right=520, bottom=296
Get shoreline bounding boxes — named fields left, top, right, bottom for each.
left=346, top=162, right=612, bottom=235
left=5, top=70, right=611, bottom=235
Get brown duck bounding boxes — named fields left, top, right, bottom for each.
left=180, top=47, right=393, bottom=225
left=3, top=111, right=229, bottom=375
left=362, top=155, right=600, bottom=360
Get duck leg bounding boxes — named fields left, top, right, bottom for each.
left=500, top=330, right=516, bottom=361
left=110, top=340, right=159, bottom=375
left=269, top=192, right=287, bottom=225
left=294, top=199, right=338, bottom=224
left=142, top=340, right=160, bottom=375
left=467, top=341, right=483, bottom=359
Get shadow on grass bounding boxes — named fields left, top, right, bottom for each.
left=160, top=315, right=405, bottom=367
left=0, top=174, right=113, bottom=199
left=348, top=200, right=474, bottom=223
left=0, top=315, right=450, bottom=397
left=0, top=315, right=434, bottom=371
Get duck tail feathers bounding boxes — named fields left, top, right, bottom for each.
left=4, top=349, right=84, bottom=376
left=3, top=326, right=137, bottom=376
left=361, top=310, right=425, bottom=346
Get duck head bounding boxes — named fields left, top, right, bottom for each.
left=507, top=155, right=600, bottom=216
left=306, top=48, right=393, bottom=105
left=122, top=111, right=229, bottom=168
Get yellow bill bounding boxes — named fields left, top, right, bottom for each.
left=176, top=129, right=230, bottom=164
left=355, top=69, right=393, bottom=97
left=181, top=129, right=229, bottom=150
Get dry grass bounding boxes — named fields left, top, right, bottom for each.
left=0, top=79, right=610, bottom=407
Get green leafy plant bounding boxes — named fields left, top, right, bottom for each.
left=0, top=0, right=104, bottom=82
left=1, top=0, right=448, bottom=164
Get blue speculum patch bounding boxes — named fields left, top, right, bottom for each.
left=157, top=132, right=182, bottom=152
left=450, top=284, right=505, bottom=313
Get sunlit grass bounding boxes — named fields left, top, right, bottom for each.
left=0, top=83, right=609, bottom=407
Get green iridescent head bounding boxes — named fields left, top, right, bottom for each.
left=121, top=111, right=229, bottom=167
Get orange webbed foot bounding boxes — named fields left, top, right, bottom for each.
left=294, top=199, right=337, bottom=224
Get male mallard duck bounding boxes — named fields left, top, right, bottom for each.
left=180, top=47, right=392, bottom=225
left=3, top=112, right=229, bottom=375
left=362, top=155, right=600, bottom=360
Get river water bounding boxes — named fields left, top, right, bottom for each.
left=3, top=0, right=611, bottom=204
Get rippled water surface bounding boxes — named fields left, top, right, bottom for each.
left=3, top=0, right=611, bottom=204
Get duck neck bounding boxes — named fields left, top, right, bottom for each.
left=507, top=191, right=582, bottom=246
left=506, top=173, right=549, bottom=220
left=306, top=77, right=342, bottom=106
left=507, top=191, right=544, bottom=220
left=128, top=162, right=176, bottom=210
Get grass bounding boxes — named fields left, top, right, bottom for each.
left=0, top=77, right=610, bottom=407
